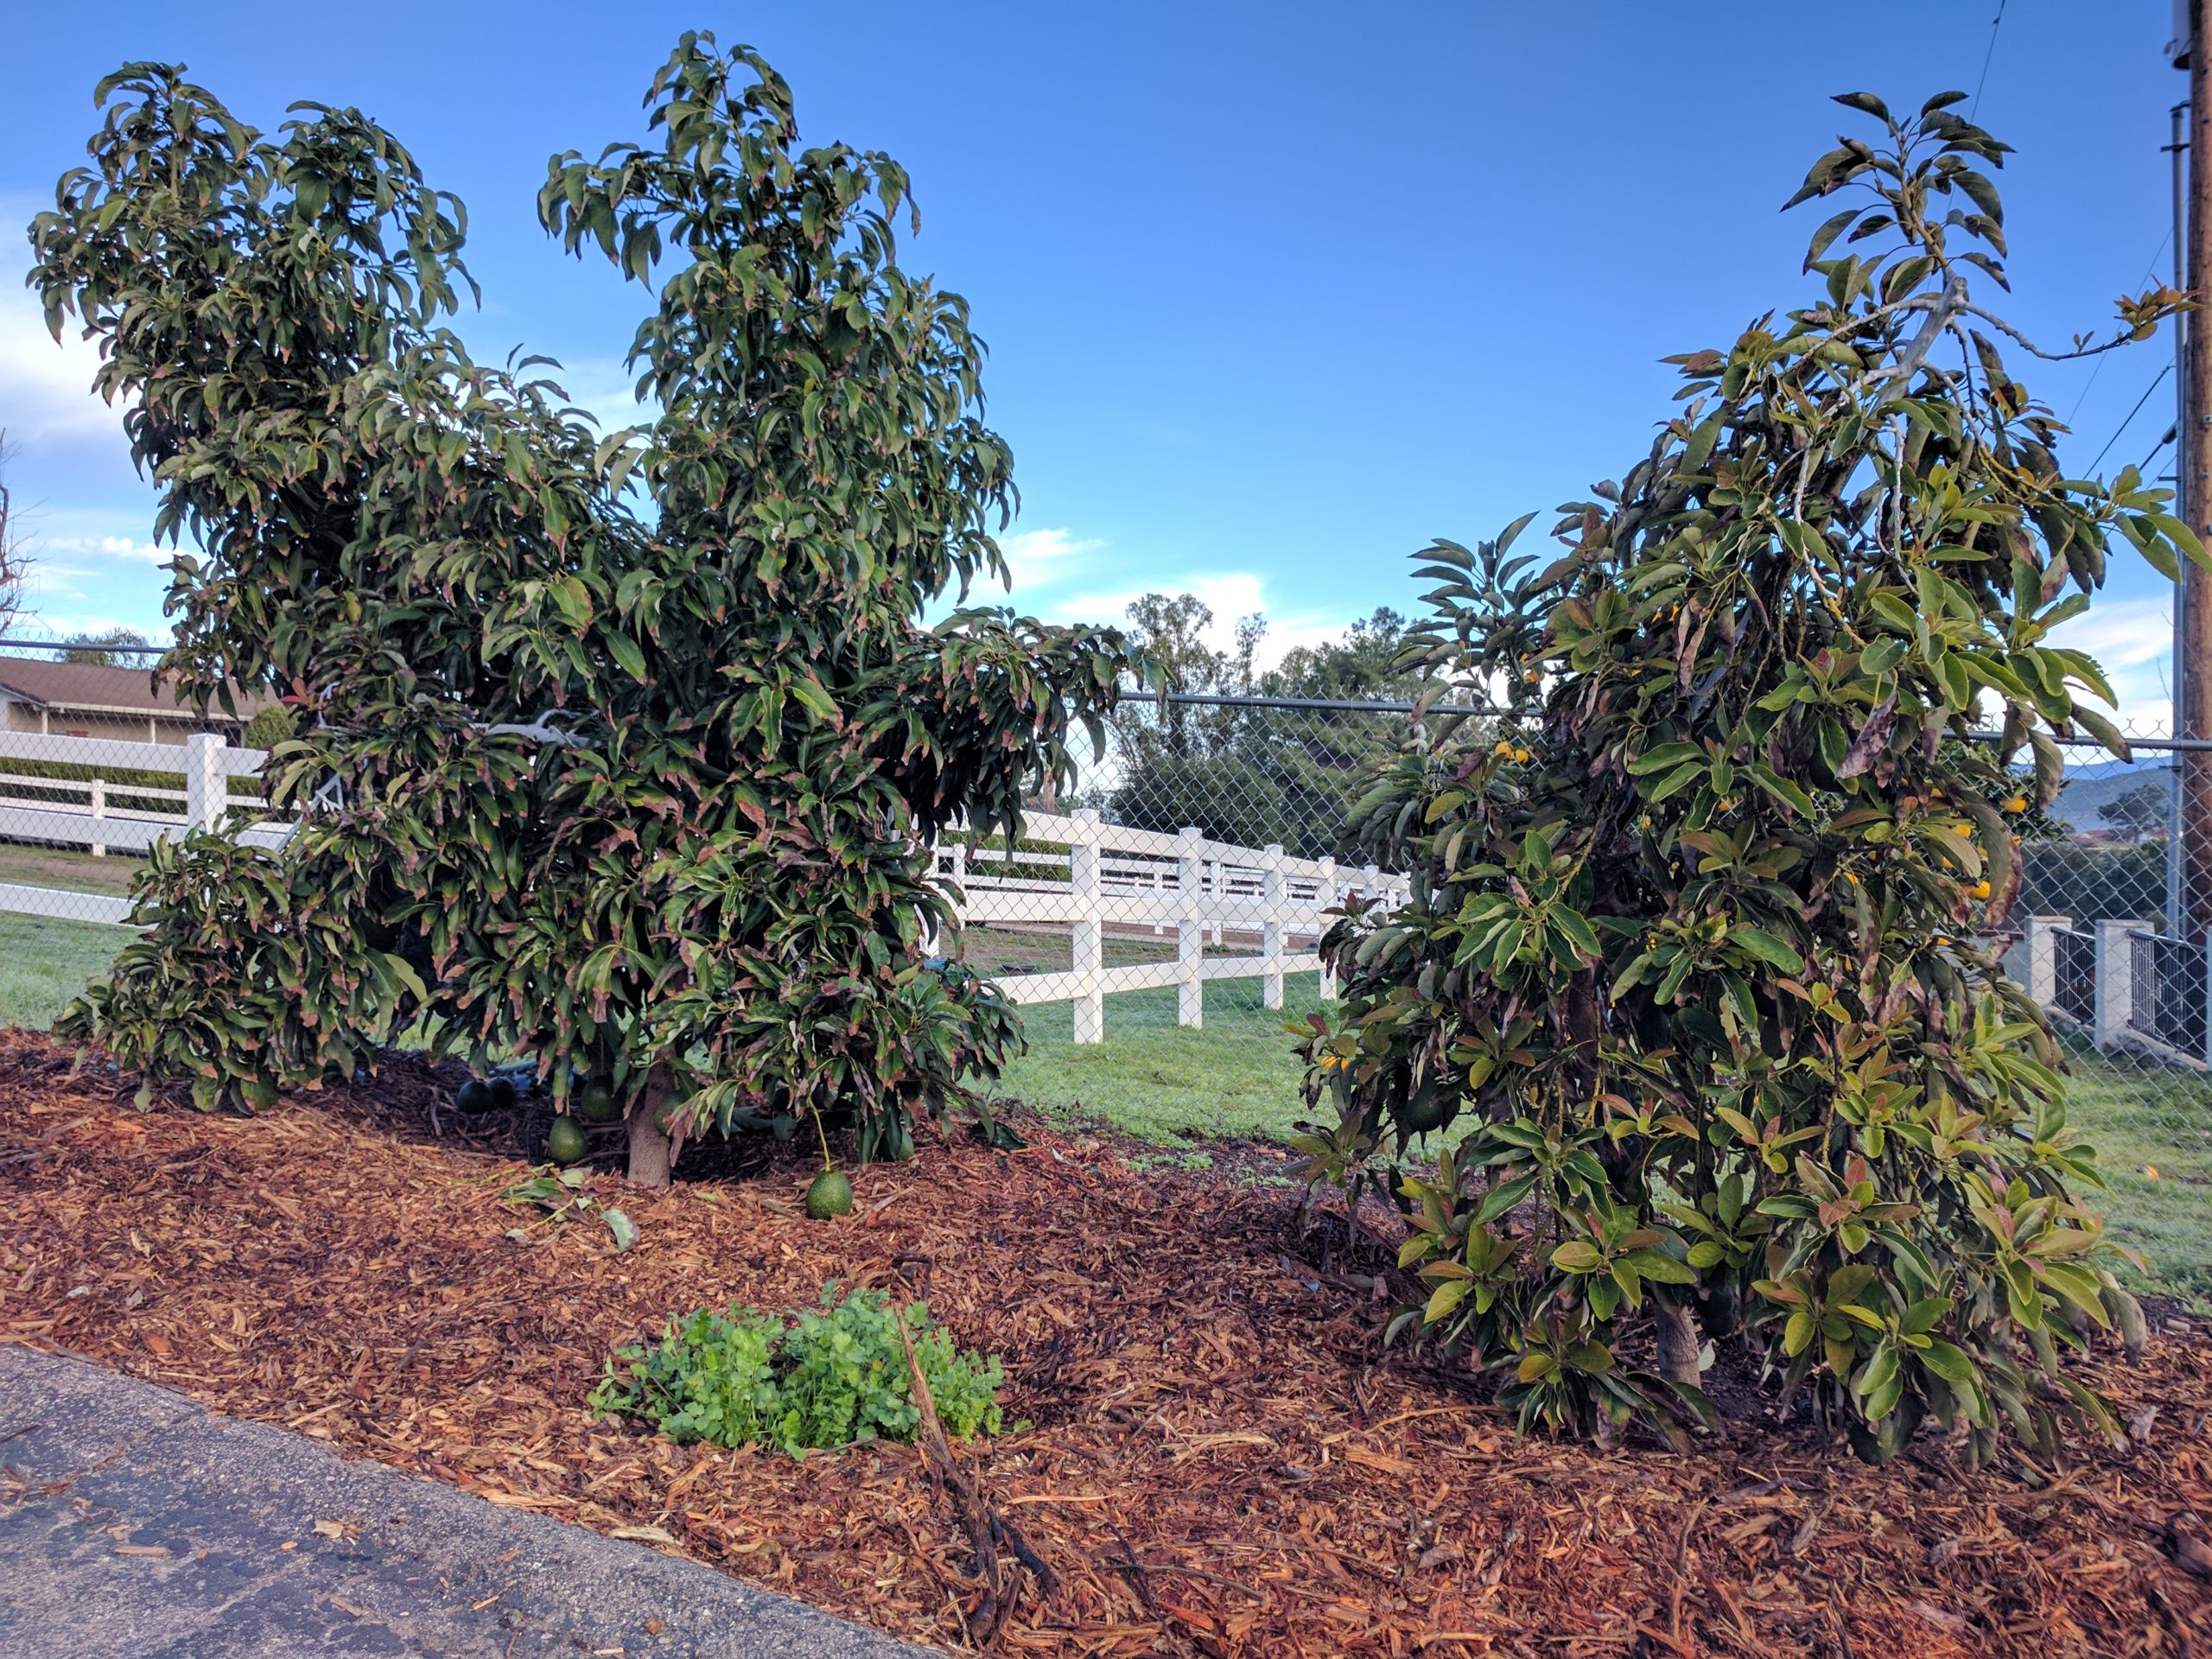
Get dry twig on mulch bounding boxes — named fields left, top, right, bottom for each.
left=2, top=1030, right=2209, bottom=1657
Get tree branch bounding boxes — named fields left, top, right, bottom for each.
left=1957, top=302, right=2148, bottom=364
left=1875, top=276, right=1967, bottom=405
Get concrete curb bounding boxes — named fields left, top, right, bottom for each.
left=0, top=1344, right=939, bottom=1658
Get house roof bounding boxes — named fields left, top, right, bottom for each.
left=0, top=657, right=270, bottom=723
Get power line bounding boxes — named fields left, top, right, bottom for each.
left=2140, top=423, right=2179, bottom=478
left=2065, top=229, right=2175, bottom=425
left=1969, top=0, right=2009, bottom=120
left=2086, top=363, right=2173, bottom=475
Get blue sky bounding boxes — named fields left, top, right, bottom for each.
left=0, top=2, right=2193, bottom=727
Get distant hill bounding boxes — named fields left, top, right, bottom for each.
left=2049, top=760, right=2171, bottom=836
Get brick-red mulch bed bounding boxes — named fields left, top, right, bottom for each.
left=3, top=1030, right=2209, bottom=1657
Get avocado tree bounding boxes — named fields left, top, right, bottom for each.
left=1300, top=93, right=2192, bottom=1462
left=33, top=35, right=1138, bottom=1183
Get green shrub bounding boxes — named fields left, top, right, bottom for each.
left=1299, top=94, right=2185, bottom=1465
left=34, top=41, right=1140, bottom=1179
left=588, top=1285, right=1005, bottom=1455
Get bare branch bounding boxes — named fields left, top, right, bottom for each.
left=1957, top=302, right=2149, bottom=364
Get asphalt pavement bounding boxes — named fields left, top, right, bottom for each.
left=0, top=1344, right=933, bottom=1659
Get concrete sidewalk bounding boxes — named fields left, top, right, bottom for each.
left=0, top=1345, right=934, bottom=1658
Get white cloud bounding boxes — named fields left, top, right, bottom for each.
left=40, top=534, right=168, bottom=566
left=996, top=526, right=1104, bottom=593
left=0, top=285, right=128, bottom=457
left=2048, top=595, right=2172, bottom=735
left=1049, top=569, right=1348, bottom=673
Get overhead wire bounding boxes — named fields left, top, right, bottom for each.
left=1969, top=1, right=2009, bottom=121
left=2085, top=364, right=2173, bottom=475
left=2066, top=230, right=2174, bottom=425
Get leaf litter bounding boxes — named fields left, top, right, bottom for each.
left=1, top=1031, right=2209, bottom=1656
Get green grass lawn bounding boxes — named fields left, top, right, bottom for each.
left=0, top=842, right=145, bottom=897
left=2056, top=1042, right=2212, bottom=1306
left=996, top=972, right=1324, bottom=1146
left=993, top=983, right=2212, bottom=1304
left=0, top=911, right=129, bottom=1030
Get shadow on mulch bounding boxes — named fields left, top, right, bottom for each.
left=5, top=1029, right=2212, bottom=1658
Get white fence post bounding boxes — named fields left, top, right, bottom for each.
left=1317, top=855, right=1338, bottom=1000
left=2022, top=914, right=2063, bottom=1007
left=184, top=732, right=226, bottom=835
left=1071, top=808, right=1103, bottom=1044
left=89, top=777, right=105, bottom=858
left=1177, top=825, right=1205, bottom=1030
left=2093, top=919, right=2134, bottom=1052
left=918, top=841, right=944, bottom=958
left=1262, top=842, right=1286, bottom=1010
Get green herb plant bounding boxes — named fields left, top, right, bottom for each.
left=1299, top=92, right=2192, bottom=1464
left=589, top=1284, right=1004, bottom=1455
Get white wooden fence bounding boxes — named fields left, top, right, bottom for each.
left=936, top=807, right=1407, bottom=1043
left=0, top=738, right=1396, bottom=1049
left=0, top=731, right=280, bottom=926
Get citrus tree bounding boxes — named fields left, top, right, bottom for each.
left=33, top=35, right=1138, bottom=1182
left=1299, top=92, right=2192, bottom=1462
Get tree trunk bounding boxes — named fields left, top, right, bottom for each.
left=1653, top=1299, right=1704, bottom=1389
left=626, top=1076, right=674, bottom=1189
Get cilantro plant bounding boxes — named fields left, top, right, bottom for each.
left=590, top=1285, right=1004, bottom=1455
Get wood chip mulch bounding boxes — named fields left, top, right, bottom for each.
left=3, top=1028, right=2211, bottom=1657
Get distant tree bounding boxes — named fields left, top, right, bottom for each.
left=1109, top=592, right=1261, bottom=766
left=2098, top=780, right=2168, bottom=844
left=62, top=626, right=150, bottom=668
left=1113, top=752, right=1291, bottom=849
left=0, top=433, right=32, bottom=634
left=239, top=702, right=299, bottom=751
left=1107, top=598, right=1441, bottom=858
left=1262, top=607, right=1425, bottom=702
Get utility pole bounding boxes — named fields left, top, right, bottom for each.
left=2168, top=95, right=2190, bottom=935
left=2180, top=0, right=2212, bottom=937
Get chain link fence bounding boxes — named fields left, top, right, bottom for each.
left=0, top=647, right=2203, bottom=1300
left=951, top=691, right=2212, bottom=1305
